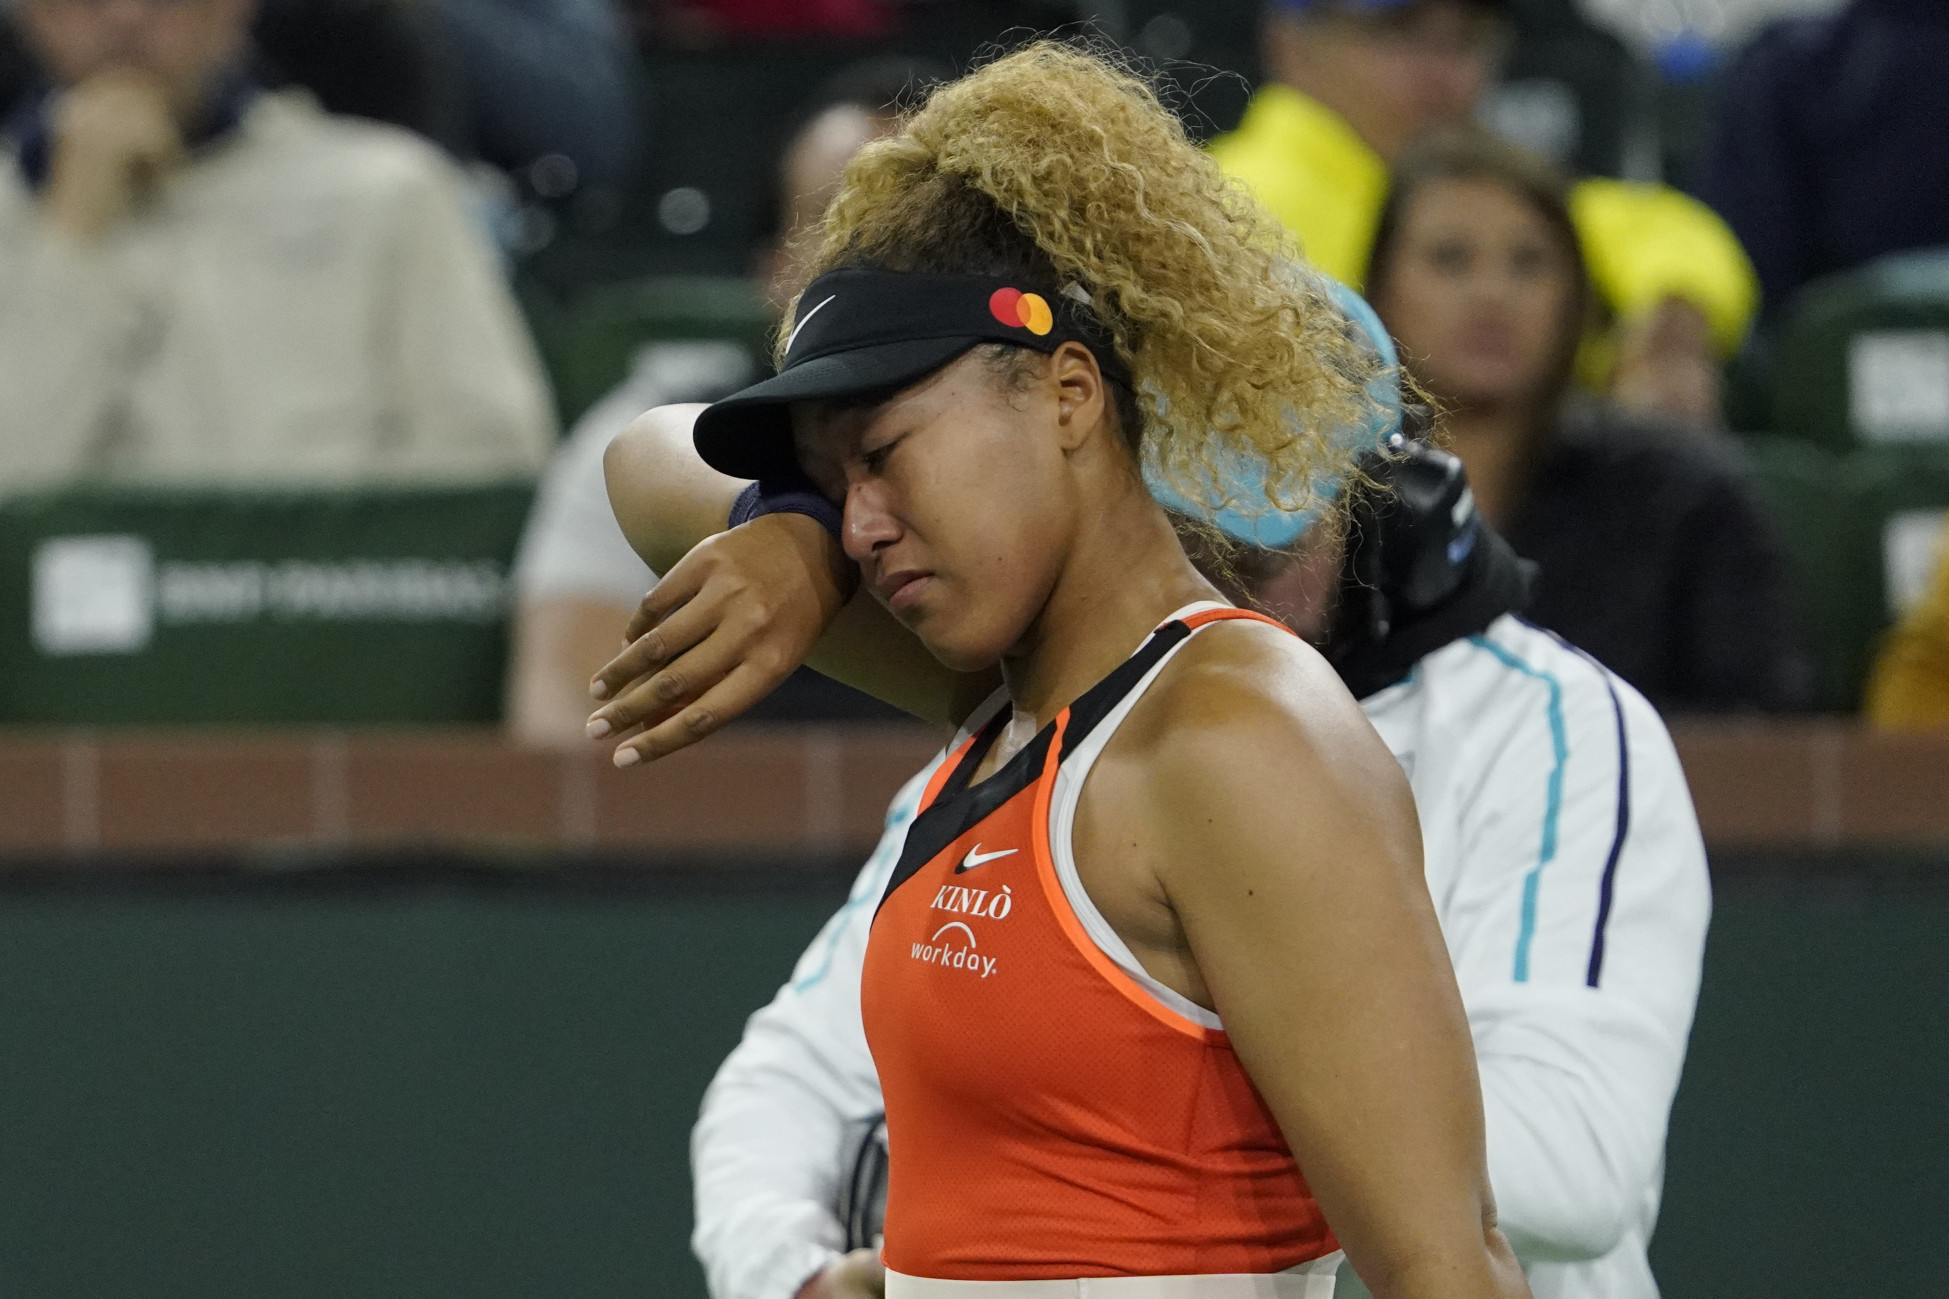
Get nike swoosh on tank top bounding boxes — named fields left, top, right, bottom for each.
left=860, top=606, right=1341, bottom=1281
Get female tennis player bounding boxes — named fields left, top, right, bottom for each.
left=692, top=446, right=1710, bottom=1299
left=589, top=44, right=1529, bottom=1299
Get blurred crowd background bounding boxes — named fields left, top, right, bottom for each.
left=3, top=9, right=1947, bottom=1298
left=3, top=0, right=1949, bottom=737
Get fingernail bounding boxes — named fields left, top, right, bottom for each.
left=586, top=716, right=612, bottom=740
left=613, top=747, right=640, bottom=769
left=589, top=679, right=609, bottom=700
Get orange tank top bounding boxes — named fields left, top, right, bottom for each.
left=859, top=605, right=1340, bottom=1281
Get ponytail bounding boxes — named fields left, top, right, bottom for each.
left=792, top=41, right=1388, bottom=522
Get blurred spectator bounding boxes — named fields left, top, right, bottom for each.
left=505, top=60, right=931, bottom=744
left=251, top=0, right=467, bottom=156
left=651, top=0, right=891, bottom=43
left=1209, top=0, right=1759, bottom=426
left=1365, top=129, right=1810, bottom=712
left=0, top=0, right=554, bottom=491
left=1866, top=516, right=1949, bottom=728
left=0, top=18, right=31, bottom=114
left=252, top=0, right=640, bottom=193
left=1694, top=0, right=1949, bottom=322
left=435, top=0, right=641, bottom=191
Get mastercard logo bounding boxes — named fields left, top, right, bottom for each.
left=989, top=287, right=1053, bottom=336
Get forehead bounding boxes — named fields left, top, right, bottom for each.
left=1405, top=176, right=1551, bottom=237
left=789, top=350, right=1005, bottom=462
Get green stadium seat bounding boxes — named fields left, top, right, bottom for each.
left=1852, top=442, right=1949, bottom=668
left=1743, top=436, right=1879, bottom=709
left=542, top=275, right=772, bottom=429
left=1746, top=436, right=1949, bottom=709
left=0, top=485, right=534, bottom=726
left=1723, top=336, right=1776, bottom=436
left=1773, top=248, right=1949, bottom=454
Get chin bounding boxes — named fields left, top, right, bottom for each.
left=914, top=616, right=1011, bottom=674
left=907, top=602, right=1025, bottom=676
left=923, top=640, right=1006, bottom=675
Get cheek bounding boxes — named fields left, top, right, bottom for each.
left=1435, top=57, right=1491, bottom=110
left=933, top=433, right=1068, bottom=580
left=1380, top=268, right=1463, bottom=358
left=1514, top=279, right=1577, bottom=364
left=904, top=421, right=1075, bottom=657
left=1345, top=45, right=1421, bottom=123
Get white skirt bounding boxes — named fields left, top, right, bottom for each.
left=885, top=1252, right=1342, bottom=1299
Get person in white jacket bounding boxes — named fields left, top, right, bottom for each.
left=689, top=434, right=1710, bottom=1299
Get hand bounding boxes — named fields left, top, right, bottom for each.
left=1608, top=297, right=1722, bottom=428
left=796, top=1249, right=886, bottom=1299
left=43, top=70, right=185, bottom=242
left=586, top=512, right=855, bottom=766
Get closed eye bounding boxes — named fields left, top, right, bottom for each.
left=861, top=435, right=904, bottom=475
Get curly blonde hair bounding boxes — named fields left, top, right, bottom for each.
left=784, top=40, right=1387, bottom=522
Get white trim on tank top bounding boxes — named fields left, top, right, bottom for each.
left=884, top=1250, right=1342, bottom=1296
left=944, top=601, right=1222, bottom=766
left=950, top=688, right=1012, bottom=755
left=1047, top=600, right=1234, bottom=1032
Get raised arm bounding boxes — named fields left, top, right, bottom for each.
left=1138, top=633, right=1528, bottom=1299
left=600, top=404, right=741, bottom=573
left=590, top=406, right=995, bottom=764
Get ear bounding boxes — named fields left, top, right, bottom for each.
left=1047, top=341, right=1108, bottom=455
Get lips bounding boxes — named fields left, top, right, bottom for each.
left=874, top=569, right=933, bottom=615
left=1457, top=316, right=1518, bottom=359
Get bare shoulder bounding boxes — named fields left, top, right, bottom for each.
left=1137, top=619, right=1388, bottom=777
left=1118, top=619, right=1419, bottom=879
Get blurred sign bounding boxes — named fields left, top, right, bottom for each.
left=31, top=536, right=156, bottom=657
left=1883, top=509, right=1948, bottom=618
left=156, top=560, right=506, bottom=626
left=1850, top=330, right=1949, bottom=442
left=2, top=486, right=532, bottom=725
left=32, top=541, right=507, bottom=659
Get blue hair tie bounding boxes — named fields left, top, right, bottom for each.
left=1147, top=276, right=1401, bottom=551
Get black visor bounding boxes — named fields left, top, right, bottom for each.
left=693, top=267, right=1130, bottom=480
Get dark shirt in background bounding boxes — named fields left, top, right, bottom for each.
left=1694, top=0, right=1949, bottom=320
left=435, top=0, right=641, bottom=189
left=0, top=19, right=31, bottom=117
left=220, top=0, right=638, bottom=190
left=1504, top=406, right=1813, bottom=713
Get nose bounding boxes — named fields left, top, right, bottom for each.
left=841, top=478, right=901, bottom=566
